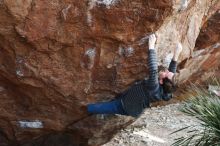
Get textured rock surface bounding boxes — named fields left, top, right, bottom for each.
left=0, top=0, right=219, bottom=145
left=177, top=1, right=220, bottom=83
left=196, top=8, right=220, bottom=50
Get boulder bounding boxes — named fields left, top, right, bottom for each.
left=0, top=0, right=219, bottom=145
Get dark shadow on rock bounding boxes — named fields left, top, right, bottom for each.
left=0, top=130, right=18, bottom=146
left=21, top=132, right=88, bottom=146
left=68, top=114, right=134, bottom=146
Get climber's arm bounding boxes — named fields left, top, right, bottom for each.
left=168, top=42, right=183, bottom=73
left=168, top=60, right=177, bottom=73
left=147, top=34, right=159, bottom=89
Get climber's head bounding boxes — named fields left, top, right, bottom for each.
left=159, top=69, right=176, bottom=93
left=159, top=69, right=174, bottom=84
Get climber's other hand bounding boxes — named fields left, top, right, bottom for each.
left=173, top=42, right=183, bottom=61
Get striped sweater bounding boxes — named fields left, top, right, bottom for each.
left=121, top=49, right=177, bottom=117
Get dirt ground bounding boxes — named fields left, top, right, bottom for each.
left=103, top=103, right=201, bottom=146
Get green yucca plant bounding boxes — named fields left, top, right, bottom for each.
left=172, top=77, right=220, bottom=146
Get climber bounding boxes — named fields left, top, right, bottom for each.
left=87, top=34, right=183, bottom=117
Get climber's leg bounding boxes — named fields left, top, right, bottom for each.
left=87, top=99, right=127, bottom=115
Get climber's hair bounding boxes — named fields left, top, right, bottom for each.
left=158, top=66, right=177, bottom=93
left=162, top=77, right=176, bottom=93
left=158, top=66, right=167, bottom=72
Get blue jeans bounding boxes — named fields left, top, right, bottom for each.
left=87, top=99, right=127, bottom=115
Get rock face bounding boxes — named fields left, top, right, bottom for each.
left=177, top=1, right=220, bottom=83
left=0, top=0, right=219, bottom=145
